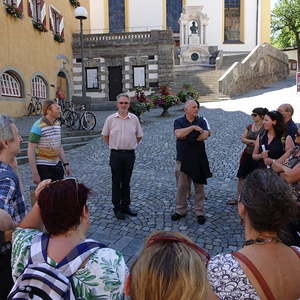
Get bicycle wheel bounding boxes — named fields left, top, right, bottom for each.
left=35, top=102, right=42, bottom=115
left=27, top=103, right=34, bottom=115
left=80, top=112, right=96, bottom=131
left=71, top=111, right=80, bottom=130
left=62, top=109, right=74, bottom=127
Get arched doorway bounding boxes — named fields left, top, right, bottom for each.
left=57, top=71, right=69, bottom=100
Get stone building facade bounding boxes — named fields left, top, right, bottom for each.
left=72, top=30, right=174, bottom=103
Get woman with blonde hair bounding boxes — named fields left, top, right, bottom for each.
left=126, top=231, right=217, bottom=300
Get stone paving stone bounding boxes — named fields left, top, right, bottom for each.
left=15, top=78, right=298, bottom=266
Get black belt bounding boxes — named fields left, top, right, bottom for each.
left=111, top=149, right=134, bottom=153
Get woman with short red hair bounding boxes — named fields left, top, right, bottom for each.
left=10, top=179, right=127, bottom=299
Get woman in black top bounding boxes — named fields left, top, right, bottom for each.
left=252, top=110, right=294, bottom=168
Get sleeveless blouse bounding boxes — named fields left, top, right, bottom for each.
left=258, top=132, right=285, bottom=168
left=246, top=125, right=264, bottom=155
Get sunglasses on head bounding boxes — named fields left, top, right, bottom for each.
left=251, top=113, right=258, bottom=117
left=50, top=177, right=79, bottom=203
left=146, top=235, right=210, bottom=266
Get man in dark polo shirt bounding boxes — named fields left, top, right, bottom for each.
left=277, top=104, right=298, bottom=142
left=171, top=100, right=211, bottom=224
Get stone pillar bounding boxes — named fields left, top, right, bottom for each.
left=203, top=25, right=206, bottom=44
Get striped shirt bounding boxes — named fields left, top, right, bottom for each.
left=29, top=117, right=61, bottom=166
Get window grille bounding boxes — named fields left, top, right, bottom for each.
left=32, top=76, right=47, bottom=99
left=0, top=72, right=22, bottom=97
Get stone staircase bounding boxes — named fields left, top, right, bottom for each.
left=172, top=53, right=249, bottom=102
left=17, top=130, right=100, bottom=165
left=221, top=53, right=249, bottom=69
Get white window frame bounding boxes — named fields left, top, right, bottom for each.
left=31, top=76, right=47, bottom=99
left=0, top=72, right=22, bottom=97
left=32, top=0, right=42, bottom=22
left=133, top=66, right=146, bottom=88
left=86, top=67, right=99, bottom=90
left=5, top=0, right=17, bottom=6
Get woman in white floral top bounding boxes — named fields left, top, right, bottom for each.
left=11, top=178, right=127, bottom=300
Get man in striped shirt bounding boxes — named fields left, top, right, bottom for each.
left=28, top=100, right=71, bottom=184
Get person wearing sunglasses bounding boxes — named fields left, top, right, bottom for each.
left=27, top=100, right=71, bottom=184
left=227, top=107, right=267, bottom=205
left=10, top=178, right=128, bottom=299
left=208, top=169, right=300, bottom=300
left=102, top=93, right=143, bottom=220
left=126, top=231, right=217, bottom=300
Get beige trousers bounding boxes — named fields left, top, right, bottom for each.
left=175, top=161, right=205, bottom=216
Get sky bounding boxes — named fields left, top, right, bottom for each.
left=271, top=0, right=279, bottom=9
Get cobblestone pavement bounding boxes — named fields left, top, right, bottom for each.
left=16, top=77, right=299, bottom=265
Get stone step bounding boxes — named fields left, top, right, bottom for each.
left=221, top=54, right=248, bottom=68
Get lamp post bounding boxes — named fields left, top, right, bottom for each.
left=75, top=6, right=88, bottom=102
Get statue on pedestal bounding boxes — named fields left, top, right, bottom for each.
left=190, top=21, right=198, bottom=34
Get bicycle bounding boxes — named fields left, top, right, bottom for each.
left=56, top=100, right=76, bottom=128
left=71, top=104, right=96, bottom=131
left=27, top=96, right=42, bottom=115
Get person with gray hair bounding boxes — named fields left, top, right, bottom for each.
left=0, top=114, right=25, bottom=299
left=172, top=100, right=211, bottom=225
left=278, top=103, right=298, bottom=142
left=102, top=93, right=143, bottom=220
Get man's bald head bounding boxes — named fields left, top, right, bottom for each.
left=277, top=103, right=294, bottom=122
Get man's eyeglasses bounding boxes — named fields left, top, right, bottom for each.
left=50, top=177, right=79, bottom=204
left=119, top=102, right=129, bottom=105
left=146, top=235, right=210, bottom=266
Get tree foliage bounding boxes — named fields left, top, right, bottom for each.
left=271, top=0, right=300, bottom=69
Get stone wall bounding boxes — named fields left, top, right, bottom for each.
left=72, top=30, right=174, bottom=101
left=218, top=43, right=289, bottom=97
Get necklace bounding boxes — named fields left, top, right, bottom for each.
left=243, top=237, right=281, bottom=246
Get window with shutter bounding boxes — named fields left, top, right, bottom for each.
left=6, top=0, right=17, bottom=5
left=32, top=0, right=41, bottom=22
left=0, top=72, right=22, bottom=98
left=4, top=0, right=23, bottom=18
left=49, top=5, right=64, bottom=42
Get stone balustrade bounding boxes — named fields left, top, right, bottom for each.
left=218, top=43, right=289, bottom=97
left=72, top=30, right=173, bottom=50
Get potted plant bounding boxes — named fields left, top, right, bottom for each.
left=4, top=3, right=22, bottom=18
left=152, top=86, right=179, bottom=116
left=129, top=87, right=153, bottom=121
left=177, top=84, right=199, bottom=103
left=54, top=33, right=65, bottom=43
left=32, top=20, right=47, bottom=32
left=70, top=0, right=80, bottom=8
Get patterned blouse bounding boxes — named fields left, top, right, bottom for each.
left=207, top=247, right=300, bottom=300
left=12, top=228, right=128, bottom=300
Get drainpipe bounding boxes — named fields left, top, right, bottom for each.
left=255, top=0, right=259, bottom=45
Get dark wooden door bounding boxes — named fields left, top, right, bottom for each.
left=108, top=66, right=123, bottom=101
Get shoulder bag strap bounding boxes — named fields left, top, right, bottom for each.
left=57, top=240, right=106, bottom=277
left=232, top=252, right=276, bottom=300
left=290, top=247, right=300, bottom=260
